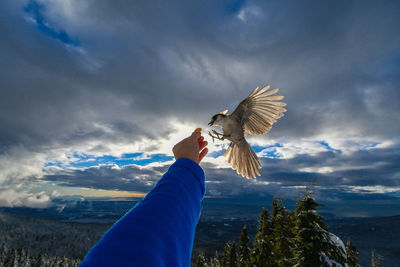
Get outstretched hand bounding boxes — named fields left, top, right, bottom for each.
left=172, top=131, right=208, bottom=164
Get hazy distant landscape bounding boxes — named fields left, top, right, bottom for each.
left=1, top=199, right=399, bottom=266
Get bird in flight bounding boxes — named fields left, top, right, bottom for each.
left=208, top=85, right=286, bottom=178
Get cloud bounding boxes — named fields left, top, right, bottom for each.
left=40, top=142, right=400, bottom=197
left=0, top=185, right=52, bottom=208
left=23, top=0, right=79, bottom=46
left=43, top=163, right=166, bottom=192
left=0, top=145, right=48, bottom=184
left=0, top=0, right=399, bottom=212
left=3, top=0, right=399, bottom=147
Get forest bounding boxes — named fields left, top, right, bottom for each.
left=193, top=190, right=371, bottom=267
left=0, top=190, right=386, bottom=266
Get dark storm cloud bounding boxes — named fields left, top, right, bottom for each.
left=206, top=146, right=400, bottom=196
left=76, top=0, right=400, bottom=141
left=1, top=0, right=400, bottom=152
left=1, top=0, right=400, bottom=211
left=43, top=164, right=169, bottom=192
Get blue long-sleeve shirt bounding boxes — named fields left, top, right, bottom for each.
left=79, top=158, right=205, bottom=267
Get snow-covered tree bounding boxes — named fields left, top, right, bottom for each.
left=196, top=252, right=207, bottom=267
left=293, top=192, right=347, bottom=267
left=192, top=189, right=361, bottom=267
left=0, top=243, right=82, bottom=267
left=371, top=249, right=384, bottom=267
left=346, top=239, right=360, bottom=267
left=12, top=248, right=20, bottom=266
left=35, top=253, right=45, bottom=267
left=0, top=243, right=7, bottom=264
left=0, top=244, right=13, bottom=266
left=271, top=198, right=296, bottom=266
left=221, top=241, right=237, bottom=267
left=250, top=208, right=275, bottom=267
left=238, top=224, right=250, bottom=266
left=208, top=252, right=220, bottom=267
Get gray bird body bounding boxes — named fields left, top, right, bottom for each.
left=209, top=85, right=286, bottom=179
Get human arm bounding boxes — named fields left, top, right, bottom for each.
left=79, top=131, right=208, bottom=267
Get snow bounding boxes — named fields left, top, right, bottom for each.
left=329, top=233, right=347, bottom=258
left=320, top=252, right=344, bottom=267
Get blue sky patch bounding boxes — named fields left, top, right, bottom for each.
left=253, top=143, right=283, bottom=153
left=208, top=143, right=283, bottom=159
left=319, top=141, right=341, bottom=153
left=24, top=0, right=79, bottom=46
left=360, top=143, right=380, bottom=151
left=256, top=143, right=283, bottom=158
left=260, top=148, right=281, bottom=158
left=46, top=152, right=173, bottom=169
left=119, top=154, right=174, bottom=166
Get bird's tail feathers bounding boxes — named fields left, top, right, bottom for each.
left=224, top=140, right=261, bottom=179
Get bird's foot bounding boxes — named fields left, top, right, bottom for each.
left=208, top=130, right=225, bottom=142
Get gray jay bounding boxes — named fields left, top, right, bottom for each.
left=208, top=85, right=286, bottom=178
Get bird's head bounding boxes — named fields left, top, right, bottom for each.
left=209, top=111, right=228, bottom=126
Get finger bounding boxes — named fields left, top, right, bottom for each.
left=197, top=136, right=204, bottom=147
left=199, top=139, right=207, bottom=147
left=198, top=148, right=208, bottom=163
left=199, top=140, right=208, bottom=151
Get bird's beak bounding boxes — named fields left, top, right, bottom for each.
left=208, top=120, right=214, bottom=126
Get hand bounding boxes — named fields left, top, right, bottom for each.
left=172, top=131, right=208, bottom=164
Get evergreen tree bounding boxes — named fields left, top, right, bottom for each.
left=0, top=243, right=82, bottom=267
left=20, top=248, right=28, bottom=267
left=271, top=198, right=295, bottom=266
left=221, top=242, right=230, bottom=267
left=238, top=224, right=250, bottom=267
left=1, top=244, right=13, bottom=267
left=209, top=252, right=220, bottom=267
left=221, top=241, right=237, bottom=267
left=55, top=255, right=63, bottom=267
left=59, top=256, right=68, bottom=267
left=196, top=252, right=207, bottom=267
left=250, top=208, right=274, bottom=267
left=371, top=249, right=384, bottom=267
left=20, top=248, right=30, bottom=267
left=346, top=239, right=360, bottom=267
left=193, top=190, right=359, bottom=267
left=12, top=248, right=20, bottom=267
left=293, top=191, right=346, bottom=266
left=0, top=243, right=7, bottom=264
left=229, top=241, right=237, bottom=267
left=35, top=253, right=45, bottom=267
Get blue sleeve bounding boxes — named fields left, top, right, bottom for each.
left=79, top=158, right=205, bottom=267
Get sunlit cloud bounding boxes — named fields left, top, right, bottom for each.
left=346, top=185, right=400, bottom=194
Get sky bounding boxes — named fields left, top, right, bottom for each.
left=0, top=0, right=399, bottom=217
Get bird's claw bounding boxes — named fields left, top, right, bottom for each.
left=208, top=130, right=225, bottom=142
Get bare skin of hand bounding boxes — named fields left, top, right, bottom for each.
left=173, top=131, right=208, bottom=164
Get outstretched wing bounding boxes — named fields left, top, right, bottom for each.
left=231, top=85, right=286, bottom=135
